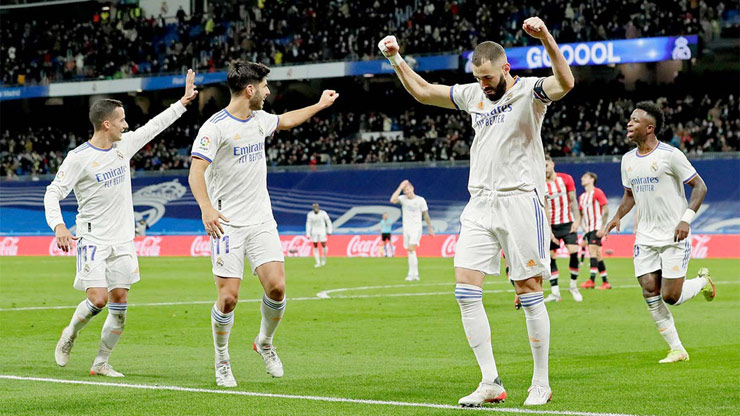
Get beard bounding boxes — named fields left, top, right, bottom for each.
left=483, top=74, right=508, bottom=102
left=249, top=94, right=264, bottom=110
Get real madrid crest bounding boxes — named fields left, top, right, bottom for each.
left=116, top=150, right=124, bottom=160
left=650, top=161, right=658, bottom=172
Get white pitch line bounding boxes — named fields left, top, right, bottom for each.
left=1, top=281, right=737, bottom=312
left=0, top=375, right=645, bottom=416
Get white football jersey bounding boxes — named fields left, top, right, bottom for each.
left=451, top=76, right=549, bottom=203
left=306, top=210, right=333, bottom=235
left=191, top=109, right=279, bottom=227
left=398, top=195, right=428, bottom=231
left=621, top=142, right=698, bottom=246
left=44, top=101, right=187, bottom=245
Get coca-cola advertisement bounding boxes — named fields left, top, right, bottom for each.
left=0, top=234, right=738, bottom=258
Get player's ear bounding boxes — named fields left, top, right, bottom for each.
left=246, top=84, right=255, bottom=97
left=502, top=62, right=510, bottom=74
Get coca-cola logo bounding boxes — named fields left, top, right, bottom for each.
left=49, top=237, right=76, bottom=256
left=441, top=235, right=457, bottom=257
left=691, top=234, right=710, bottom=259
left=190, top=236, right=211, bottom=256
left=282, top=236, right=313, bottom=257
left=135, top=237, right=162, bottom=257
left=347, top=235, right=389, bottom=257
left=0, top=237, right=20, bottom=256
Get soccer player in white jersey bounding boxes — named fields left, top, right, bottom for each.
left=543, top=154, right=582, bottom=302
left=379, top=16, right=574, bottom=406
left=45, top=70, right=198, bottom=377
left=188, top=61, right=338, bottom=387
left=390, top=179, right=434, bottom=281
left=578, top=172, right=610, bottom=289
left=605, top=101, right=715, bottom=364
left=306, top=203, right=333, bottom=267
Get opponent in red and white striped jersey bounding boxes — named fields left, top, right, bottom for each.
left=544, top=162, right=579, bottom=226
left=579, top=186, right=608, bottom=232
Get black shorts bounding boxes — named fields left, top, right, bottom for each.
left=584, top=231, right=602, bottom=246
left=550, top=222, right=578, bottom=250
left=381, top=233, right=391, bottom=241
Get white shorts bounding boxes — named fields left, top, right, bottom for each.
left=633, top=239, right=692, bottom=279
left=211, top=221, right=284, bottom=279
left=310, top=231, right=327, bottom=243
left=403, top=228, right=422, bottom=249
left=454, top=192, right=551, bottom=281
left=74, top=239, right=140, bottom=291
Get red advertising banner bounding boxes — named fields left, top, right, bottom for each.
left=0, top=234, right=738, bottom=258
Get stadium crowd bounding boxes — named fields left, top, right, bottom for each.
left=1, top=0, right=734, bottom=85
left=2, top=90, right=737, bottom=177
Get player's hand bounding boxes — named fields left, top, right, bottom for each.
left=428, top=228, right=435, bottom=237
left=674, top=221, right=690, bottom=242
left=318, top=90, right=339, bottom=109
left=202, top=207, right=229, bottom=239
left=522, top=17, right=550, bottom=40
left=180, top=69, right=198, bottom=106
left=550, top=234, right=559, bottom=245
left=570, top=222, right=579, bottom=233
left=596, top=229, right=605, bottom=238
left=605, top=217, right=620, bottom=235
left=54, top=224, right=78, bottom=252
left=400, top=179, right=410, bottom=188
left=378, top=35, right=400, bottom=57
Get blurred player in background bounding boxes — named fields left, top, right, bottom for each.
left=380, top=15, right=574, bottom=406
left=606, top=101, right=715, bottom=364
left=380, top=212, right=394, bottom=257
left=46, top=70, right=198, bottom=377
left=306, top=203, right=333, bottom=267
left=189, top=61, right=338, bottom=387
left=390, top=179, right=434, bottom=281
left=544, top=154, right=582, bottom=303
left=578, top=172, right=610, bottom=289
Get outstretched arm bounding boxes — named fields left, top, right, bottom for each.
left=277, top=90, right=339, bottom=130
left=378, top=36, right=456, bottom=109
left=674, top=175, right=707, bottom=242
left=522, top=17, right=575, bottom=101
left=605, top=189, right=635, bottom=235
left=390, top=180, right=409, bottom=204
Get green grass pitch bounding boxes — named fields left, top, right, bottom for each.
left=1, top=256, right=738, bottom=415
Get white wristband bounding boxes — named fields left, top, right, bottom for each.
left=680, top=209, right=696, bottom=224
left=387, top=53, right=404, bottom=66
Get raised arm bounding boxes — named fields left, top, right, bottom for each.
left=378, top=36, right=456, bottom=109
left=522, top=17, right=575, bottom=101
left=674, top=175, right=707, bottom=242
left=605, top=189, right=635, bottom=235
left=119, top=69, right=198, bottom=158
left=390, top=180, right=409, bottom=204
left=188, top=157, right=228, bottom=238
left=278, top=90, right=339, bottom=130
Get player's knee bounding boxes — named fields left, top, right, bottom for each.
left=267, top=284, right=285, bottom=301
left=662, top=293, right=680, bottom=305
left=221, top=293, right=239, bottom=311
left=89, top=296, right=107, bottom=309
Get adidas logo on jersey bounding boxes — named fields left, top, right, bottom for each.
left=92, top=161, right=99, bottom=167
left=527, top=259, right=537, bottom=267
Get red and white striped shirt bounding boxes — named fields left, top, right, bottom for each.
left=545, top=172, right=576, bottom=225
left=579, top=187, right=608, bottom=232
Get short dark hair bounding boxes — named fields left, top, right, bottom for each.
left=227, top=60, right=270, bottom=95
left=584, top=171, right=598, bottom=184
left=635, top=101, right=665, bottom=136
left=471, top=41, right=506, bottom=66
left=89, top=99, right=123, bottom=130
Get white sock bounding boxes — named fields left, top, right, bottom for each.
left=258, top=294, right=286, bottom=347
left=211, top=304, right=234, bottom=362
left=69, top=299, right=102, bottom=336
left=94, top=303, right=127, bottom=365
left=455, top=284, right=499, bottom=384
left=646, top=296, right=683, bottom=350
left=550, top=285, right=561, bottom=298
left=314, top=247, right=320, bottom=265
left=520, top=292, right=550, bottom=387
left=408, top=251, right=418, bottom=276
left=675, top=277, right=707, bottom=305
left=323, top=246, right=328, bottom=259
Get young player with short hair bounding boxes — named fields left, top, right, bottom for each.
left=189, top=60, right=338, bottom=387
left=578, top=172, right=610, bottom=289
left=390, top=180, right=434, bottom=280
left=606, top=101, right=715, bottom=364
left=380, top=212, right=394, bottom=257
left=47, top=70, right=198, bottom=377
left=306, top=203, right=333, bottom=267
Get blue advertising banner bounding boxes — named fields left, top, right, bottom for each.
left=462, top=35, right=699, bottom=72
left=345, top=54, right=459, bottom=76
left=0, top=85, right=49, bottom=101
left=141, top=71, right=228, bottom=91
